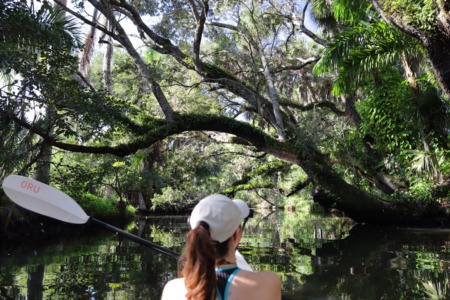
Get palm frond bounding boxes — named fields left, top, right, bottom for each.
left=313, top=19, right=424, bottom=95
left=331, top=0, right=372, bottom=24
left=0, top=0, right=82, bottom=54
left=79, top=8, right=101, bottom=76
left=422, top=279, right=448, bottom=300
left=407, top=149, right=444, bottom=180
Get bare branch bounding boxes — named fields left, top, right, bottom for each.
left=75, top=71, right=96, bottom=91
left=109, top=0, right=186, bottom=58
left=192, top=0, right=208, bottom=73
left=272, top=56, right=320, bottom=73
left=86, top=0, right=175, bottom=122
left=267, top=0, right=326, bottom=46
left=187, top=0, right=200, bottom=22
left=281, top=100, right=345, bottom=116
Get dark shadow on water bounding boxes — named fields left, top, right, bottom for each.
left=284, top=225, right=450, bottom=300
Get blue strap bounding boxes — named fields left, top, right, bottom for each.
left=223, top=268, right=240, bottom=300
left=215, top=266, right=239, bottom=272
left=215, top=266, right=240, bottom=300
left=216, top=287, right=223, bottom=300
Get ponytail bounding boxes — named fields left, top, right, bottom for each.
left=182, top=221, right=217, bottom=300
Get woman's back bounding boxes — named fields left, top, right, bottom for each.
left=161, top=195, right=282, bottom=300
left=161, top=269, right=281, bottom=300
left=224, top=269, right=281, bottom=300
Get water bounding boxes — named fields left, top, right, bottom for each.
left=0, top=211, right=448, bottom=299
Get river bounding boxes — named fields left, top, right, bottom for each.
left=0, top=207, right=448, bottom=299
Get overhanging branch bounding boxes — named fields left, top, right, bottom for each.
left=280, top=100, right=345, bottom=116
left=10, top=113, right=300, bottom=164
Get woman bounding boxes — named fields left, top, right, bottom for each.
left=161, top=194, right=282, bottom=300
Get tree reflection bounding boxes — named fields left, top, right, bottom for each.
left=0, top=213, right=448, bottom=299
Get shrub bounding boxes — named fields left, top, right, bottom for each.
left=66, top=191, right=134, bottom=220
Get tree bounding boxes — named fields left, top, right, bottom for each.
left=371, top=0, right=450, bottom=98
left=0, top=0, right=81, bottom=181
left=1, top=0, right=449, bottom=226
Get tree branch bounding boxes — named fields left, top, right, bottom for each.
left=87, top=0, right=175, bottom=122
left=286, top=178, right=311, bottom=197
left=187, top=0, right=200, bottom=22
left=10, top=112, right=300, bottom=163
left=371, top=0, right=423, bottom=42
left=108, top=0, right=186, bottom=58
left=53, top=0, right=117, bottom=39
left=192, top=0, right=208, bottom=73
left=297, top=0, right=327, bottom=46
left=272, top=56, right=320, bottom=73
left=280, top=100, right=345, bottom=116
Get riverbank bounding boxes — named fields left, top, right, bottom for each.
left=0, top=190, right=137, bottom=244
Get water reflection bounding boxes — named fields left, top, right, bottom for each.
left=0, top=211, right=448, bottom=299
left=291, top=226, right=450, bottom=300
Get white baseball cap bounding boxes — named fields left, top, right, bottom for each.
left=189, top=194, right=250, bottom=243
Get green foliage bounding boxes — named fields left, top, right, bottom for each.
left=381, top=0, right=438, bottom=32
left=2, top=0, right=449, bottom=222
left=357, top=70, right=418, bottom=155
left=406, top=180, right=434, bottom=203
left=51, top=149, right=164, bottom=207
left=0, top=0, right=81, bottom=107
left=314, top=20, right=423, bottom=95
left=69, top=192, right=134, bottom=220
left=0, top=0, right=80, bottom=179
left=407, top=149, right=446, bottom=180
left=331, top=0, right=372, bottom=24
left=0, top=0, right=81, bottom=71
left=355, top=68, right=450, bottom=184
left=151, top=186, right=186, bottom=211
left=221, top=160, right=290, bottom=196
left=150, top=135, right=244, bottom=211
left=439, top=151, right=450, bottom=177
left=422, top=279, right=449, bottom=300
left=75, top=192, right=120, bottom=218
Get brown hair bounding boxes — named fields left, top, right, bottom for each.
left=181, top=221, right=230, bottom=300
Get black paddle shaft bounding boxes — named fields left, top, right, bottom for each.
left=89, top=217, right=181, bottom=260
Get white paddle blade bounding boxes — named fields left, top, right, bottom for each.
left=2, top=175, right=89, bottom=224
left=236, top=250, right=253, bottom=271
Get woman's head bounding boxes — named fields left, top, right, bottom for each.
left=189, top=194, right=249, bottom=243
left=182, top=194, right=249, bottom=300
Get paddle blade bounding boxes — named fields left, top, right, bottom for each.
left=236, top=250, right=253, bottom=271
left=2, top=175, right=89, bottom=224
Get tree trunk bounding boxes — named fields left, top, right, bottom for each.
left=102, top=19, right=113, bottom=92
left=259, top=47, right=286, bottom=141
left=15, top=94, right=449, bottom=227
left=87, top=0, right=175, bottom=122
left=426, top=34, right=450, bottom=98
left=27, top=264, right=45, bottom=300
left=138, top=193, right=147, bottom=211
left=310, top=163, right=447, bottom=226
left=34, top=137, right=52, bottom=185
left=298, top=143, right=448, bottom=227
left=371, top=0, right=450, bottom=98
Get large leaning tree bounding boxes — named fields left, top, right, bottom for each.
left=1, top=0, right=449, bottom=226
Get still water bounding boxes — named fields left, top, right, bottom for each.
left=0, top=209, right=449, bottom=299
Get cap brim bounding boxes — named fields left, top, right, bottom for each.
left=232, top=199, right=250, bottom=219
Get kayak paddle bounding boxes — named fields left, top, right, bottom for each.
left=2, top=175, right=180, bottom=259
left=2, top=174, right=253, bottom=270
